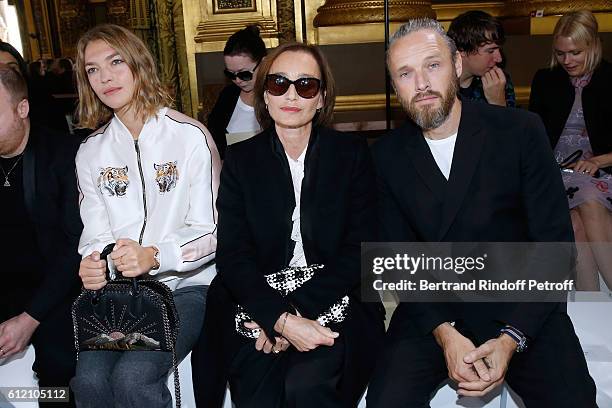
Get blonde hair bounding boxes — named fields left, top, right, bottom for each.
left=551, top=10, right=602, bottom=73
left=74, top=24, right=172, bottom=129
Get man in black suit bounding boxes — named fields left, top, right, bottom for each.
left=366, top=19, right=596, bottom=407
left=0, top=66, right=82, bottom=406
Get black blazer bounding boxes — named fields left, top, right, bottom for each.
left=372, top=101, right=573, bottom=341
left=22, top=125, right=83, bottom=321
left=216, top=125, right=383, bottom=338
left=529, top=60, right=612, bottom=157
left=207, top=84, right=241, bottom=160
left=193, top=126, right=385, bottom=407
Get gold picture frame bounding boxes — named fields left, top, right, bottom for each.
left=214, top=0, right=256, bottom=14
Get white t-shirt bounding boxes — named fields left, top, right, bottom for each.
left=225, top=96, right=261, bottom=144
left=424, top=133, right=457, bottom=180
left=286, top=148, right=308, bottom=267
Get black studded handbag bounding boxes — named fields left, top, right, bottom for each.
left=71, top=243, right=182, bottom=407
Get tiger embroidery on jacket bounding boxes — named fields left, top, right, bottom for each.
left=154, top=161, right=179, bottom=193
left=97, top=166, right=129, bottom=197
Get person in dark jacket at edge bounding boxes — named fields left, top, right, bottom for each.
left=0, top=65, right=82, bottom=407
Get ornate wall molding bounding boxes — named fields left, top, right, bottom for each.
left=187, top=0, right=279, bottom=49
left=503, top=0, right=612, bottom=18
left=194, top=17, right=278, bottom=42
left=314, top=0, right=434, bottom=27
left=434, top=1, right=503, bottom=22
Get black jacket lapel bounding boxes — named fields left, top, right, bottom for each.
left=22, top=128, right=37, bottom=223
left=270, top=129, right=296, bottom=264
left=437, top=103, right=485, bottom=240
left=299, top=127, right=320, bottom=258
left=403, top=123, right=447, bottom=204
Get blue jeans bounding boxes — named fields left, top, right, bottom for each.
left=71, top=285, right=208, bottom=408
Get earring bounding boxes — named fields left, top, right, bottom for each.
left=265, top=104, right=269, bottom=111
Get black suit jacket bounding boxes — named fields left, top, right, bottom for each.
left=372, top=101, right=573, bottom=341
left=207, top=84, right=241, bottom=160
left=21, top=125, right=83, bottom=321
left=193, top=126, right=385, bottom=407
left=216, top=125, right=383, bottom=338
left=529, top=60, right=612, bottom=157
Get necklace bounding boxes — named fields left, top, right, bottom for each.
left=0, top=154, right=24, bottom=187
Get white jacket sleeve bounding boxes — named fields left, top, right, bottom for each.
left=150, top=135, right=220, bottom=274
left=75, top=149, right=115, bottom=258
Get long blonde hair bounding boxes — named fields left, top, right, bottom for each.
left=74, top=24, right=172, bottom=129
left=550, top=10, right=602, bottom=73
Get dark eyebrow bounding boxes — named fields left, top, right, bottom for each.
left=85, top=53, right=121, bottom=66
left=269, top=72, right=317, bottom=79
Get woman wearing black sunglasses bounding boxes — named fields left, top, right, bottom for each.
left=207, top=25, right=266, bottom=159
left=195, top=42, right=385, bottom=407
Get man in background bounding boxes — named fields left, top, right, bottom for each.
left=448, top=10, right=516, bottom=107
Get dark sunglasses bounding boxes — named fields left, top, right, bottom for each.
left=223, top=61, right=260, bottom=82
left=265, top=74, right=322, bottom=99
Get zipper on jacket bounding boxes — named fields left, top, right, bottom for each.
left=134, top=140, right=148, bottom=245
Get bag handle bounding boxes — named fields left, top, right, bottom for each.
left=559, top=149, right=583, bottom=169
left=92, top=243, right=139, bottom=302
left=559, top=149, right=602, bottom=177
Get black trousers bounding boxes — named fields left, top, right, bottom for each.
left=30, top=301, right=77, bottom=408
left=192, top=278, right=385, bottom=408
left=229, top=336, right=351, bottom=408
left=366, top=310, right=597, bottom=408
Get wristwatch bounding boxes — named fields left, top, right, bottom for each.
left=500, top=325, right=528, bottom=353
left=151, top=247, right=160, bottom=270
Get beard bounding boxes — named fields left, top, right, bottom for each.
left=400, top=76, right=459, bottom=131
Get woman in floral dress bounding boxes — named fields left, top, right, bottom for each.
left=530, top=10, right=612, bottom=290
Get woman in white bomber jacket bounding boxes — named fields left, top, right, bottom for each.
left=70, top=24, right=221, bottom=408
